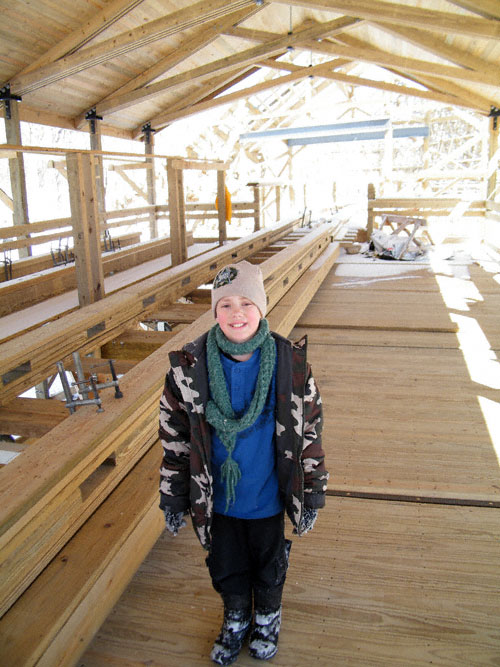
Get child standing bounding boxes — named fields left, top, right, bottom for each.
left=159, top=260, right=328, bottom=665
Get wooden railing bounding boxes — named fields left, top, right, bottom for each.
left=1, top=145, right=261, bottom=274
left=366, top=184, right=489, bottom=238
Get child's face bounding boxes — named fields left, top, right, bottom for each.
left=216, top=295, right=261, bottom=343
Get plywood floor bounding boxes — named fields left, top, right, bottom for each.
left=81, top=247, right=500, bottom=666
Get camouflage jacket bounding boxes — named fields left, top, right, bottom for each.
left=159, top=330, right=328, bottom=550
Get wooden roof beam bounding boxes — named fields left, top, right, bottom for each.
left=148, top=61, right=340, bottom=130
left=295, top=40, right=500, bottom=88
left=447, top=0, right=500, bottom=21
left=148, top=57, right=488, bottom=131
left=371, top=23, right=500, bottom=79
left=74, top=5, right=261, bottom=130
left=11, top=0, right=146, bottom=80
left=9, top=0, right=257, bottom=96
left=261, top=56, right=491, bottom=113
left=224, top=16, right=362, bottom=43
left=276, top=0, right=500, bottom=40
left=96, top=16, right=353, bottom=118
left=330, top=33, right=497, bottom=116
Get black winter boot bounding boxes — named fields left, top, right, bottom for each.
left=211, top=607, right=252, bottom=665
left=248, top=606, right=281, bottom=660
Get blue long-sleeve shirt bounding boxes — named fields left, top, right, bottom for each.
left=210, top=348, right=283, bottom=518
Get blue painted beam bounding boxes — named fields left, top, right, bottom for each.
left=286, top=126, right=429, bottom=146
left=239, top=118, right=390, bottom=141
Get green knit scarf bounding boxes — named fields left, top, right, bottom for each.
left=205, top=318, right=276, bottom=511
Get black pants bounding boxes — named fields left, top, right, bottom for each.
left=206, top=511, right=290, bottom=611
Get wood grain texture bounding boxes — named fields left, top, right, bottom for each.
left=81, top=498, right=500, bottom=666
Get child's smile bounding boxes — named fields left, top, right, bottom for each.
left=216, top=295, right=261, bottom=344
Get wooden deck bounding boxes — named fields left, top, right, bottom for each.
left=81, top=248, right=500, bottom=666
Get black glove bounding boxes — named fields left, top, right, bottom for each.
left=293, top=507, right=318, bottom=536
left=163, top=509, right=187, bottom=536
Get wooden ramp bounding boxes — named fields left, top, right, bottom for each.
left=73, top=250, right=500, bottom=664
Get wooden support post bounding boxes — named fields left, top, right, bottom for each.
left=367, top=183, right=375, bottom=238
left=87, top=115, right=106, bottom=222
left=252, top=185, right=261, bottom=232
left=275, top=185, right=281, bottom=221
left=487, top=115, right=499, bottom=201
left=288, top=146, right=295, bottom=208
left=166, top=159, right=187, bottom=266
left=4, top=99, right=30, bottom=258
left=217, top=170, right=227, bottom=246
left=382, top=120, right=393, bottom=185
left=66, top=152, right=105, bottom=307
left=144, top=126, right=157, bottom=239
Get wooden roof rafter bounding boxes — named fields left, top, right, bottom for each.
left=146, top=52, right=486, bottom=132
left=13, top=0, right=147, bottom=78
left=291, top=40, right=499, bottom=90
left=328, top=32, right=496, bottom=115
left=447, top=0, right=500, bottom=21
left=276, top=0, right=500, bottom=41
left=95, top=15, right=364, bottom=120
left=74, top=4, right=262, bottom=130
left=1, top=1, right=499, bottom=140
left=130, top=64, right=264, bottom=137
left=8, top=0, right=257, bottom=96
left=370, top=22, right=500, bottom=78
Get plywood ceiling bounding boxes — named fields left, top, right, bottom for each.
left=1, top=0, right=499, bottom=140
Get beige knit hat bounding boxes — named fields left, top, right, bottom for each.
left=211, top=260, right=267, bottom=318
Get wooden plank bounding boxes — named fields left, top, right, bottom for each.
left=370, top=197, right=486, bottom=208
left=142, top=303, right=208, bottom=324
left=4, top=99, right=30, bottom=259
left=302, top=334, right=500, bottom=502
left=0, top=233, right=194, bottom=317
left=297, top=287, right=458, bottom=333
left=66, top=153, right=105, bottom=307
left=81, top=498, right=500, bottom=665
left=0, top=218, right=299, bottom=403
left=11, top=0, right=254, bottom=96
left=217, top=170, right=227, bottom=245
left=281, top=0, right=500, bottom=40
left=98, top=19, right=346, bottom=118
left=101, top=330, right=175, bottom=361
left=14, top=0, right=145, bottom=77
left=268, top=242, right=340, bottom=336
left=0, top=445, right=164, bottom=667
left=170, top=158, right=230, bottom=171
left=166, top=162, right=187, bottom=266
left=291, top=327, right=459, bottom=349
left=0, top=232, right=141, bottom=281
left=0, top=398, right=68, bottom=438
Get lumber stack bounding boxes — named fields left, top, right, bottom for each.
left=0, top=224, right=338, bottom=658
left=0, top=218, right=300, bottom=404
left=0, top=232, right=196, bottom=317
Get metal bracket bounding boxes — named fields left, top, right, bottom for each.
left=0, top=85, right=22, bottom=120
left=141, top=122, right=157, bottom=140
left=85, top=107, right=104, bottom=134
left=50, top=237, right=74, bottom=267
left=103, top=228, right=120, bottom=253
left=489, top=106, right=500, bottom=131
